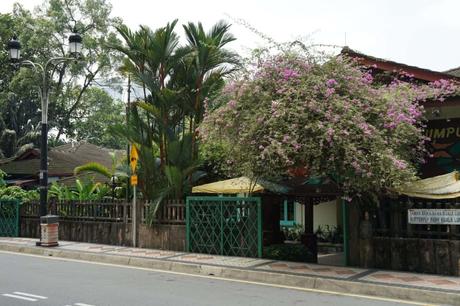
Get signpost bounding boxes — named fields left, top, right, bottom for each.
left=408, top=209, right=460, bottom=225
left=130, top=145, right=138, bottom=247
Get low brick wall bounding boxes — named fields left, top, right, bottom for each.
left=19, top=200, right=186, bottom=251
left=138, top=224, right=185, bottom=251
left=20, top=218, right=186, bottom=251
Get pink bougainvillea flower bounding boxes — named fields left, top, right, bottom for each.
left=326, top=78, right=338, bottom=87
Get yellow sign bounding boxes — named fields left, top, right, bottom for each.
left=130, top=145, right=139, bottom=174
left=130, top=175, right=138, bottom=186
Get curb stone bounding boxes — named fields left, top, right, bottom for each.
left=0, top=243, right=459, bottom=305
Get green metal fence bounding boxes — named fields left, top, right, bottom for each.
left=0, top=200, right=20, bottom=237
left=186, top=196, right=262, bottom=258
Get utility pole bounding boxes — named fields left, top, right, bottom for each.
left=126, top=75, right=131, bottom=203
left=130, top=145, right=138, bottom=247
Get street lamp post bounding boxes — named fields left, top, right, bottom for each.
left=8, top=31, right=82, bottom=243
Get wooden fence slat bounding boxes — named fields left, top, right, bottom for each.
left=373, top=197, right=460, bottom=240
left=20, top=199, right=185, bottom=225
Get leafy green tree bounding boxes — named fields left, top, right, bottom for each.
left=72, top=87, right=126, bottom=149
left=0, top=0, right=122, bottom=156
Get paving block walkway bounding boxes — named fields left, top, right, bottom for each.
left=1, top=237, right=460, bottom=294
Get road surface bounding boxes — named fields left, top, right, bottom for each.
left=0, top=251, right=428, bottom=306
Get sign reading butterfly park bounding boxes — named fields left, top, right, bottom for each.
left=408, top=209, right=460, bottom=225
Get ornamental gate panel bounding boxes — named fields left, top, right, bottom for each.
left=0, top=200, right=20, bottom=237
left=186, top=197, right=262, bottom=258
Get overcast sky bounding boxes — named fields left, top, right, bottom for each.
left=1, top=0, right=459, bottom=71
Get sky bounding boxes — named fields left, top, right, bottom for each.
left=1, top=0, right=459, bottom=72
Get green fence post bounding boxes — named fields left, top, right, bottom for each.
left=15, top=200, right=20, bottom=237
left=186, top=197, right=190, bottom=252
left=257, top=198, right=262, bottom=258
left=220, top=201, right=224, bottom=255
left=0, top=200, right=20, bottom=237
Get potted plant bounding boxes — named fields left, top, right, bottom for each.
left=282, top=224, right=303, bottom=244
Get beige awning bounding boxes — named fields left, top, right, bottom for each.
left=396, top=171, right=460, bottom=199
left=192, top=177, right=264, bottom=194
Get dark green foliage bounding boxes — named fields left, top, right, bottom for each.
left=0, top=129, right=17, bottom=157
left=0, top=186, right=39, bottom=202
left=282, top=224, right=304, bottom=242
left=264, top=244, right=316, bottom=263
left=0, top=0, right=123, bottom=155
left=315, top=225, right=343, bottom=244
left=48, top=179, right=110, bottom=201
left=73, top=87, right=126, bottom=149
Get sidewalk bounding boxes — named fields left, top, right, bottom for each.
left=0, top=237, right=459, bottom=305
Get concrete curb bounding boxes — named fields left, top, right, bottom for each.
left=0, top=243, right=459, bottom=305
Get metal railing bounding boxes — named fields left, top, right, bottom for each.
left=186, top=196, right=262, bottom=258
left=0, top=200, right=20, bottom=236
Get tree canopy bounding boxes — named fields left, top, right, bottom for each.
left=200, top=51, right=459, bottom=198
left=0, top=0, right=124, bottom=157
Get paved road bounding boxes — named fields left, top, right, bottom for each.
left=0, top=252, right=426, bottom=306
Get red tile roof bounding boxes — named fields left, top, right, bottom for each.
left=341, top=47, right=460, bottom=83
left=0, top=141, right=124, bottom=177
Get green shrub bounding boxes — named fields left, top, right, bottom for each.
left=0, top=169, right=6, bottom=187
left=282, top=224, right=303, bottom=241
left=263, top=244, right=315, bottom=263
left=0, top=186, right=39, bottom=202
left=316, top=225, right=343, bottom=244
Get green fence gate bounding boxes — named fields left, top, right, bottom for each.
left=0, top=200, right=20, bottom=237
left=186, top=196, right=262, bottom=258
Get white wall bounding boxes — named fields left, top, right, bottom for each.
left=293, top=200, right=338, bottom=231
left=314, top=200, right=338, bottom=231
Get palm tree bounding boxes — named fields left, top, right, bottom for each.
left=109, top=20, right=238, bottom=206
left=109, top=107, right=162, bottom=201
left=113, top=20, right=188, bottom=170
left=74, top=152, right=128, bottom=199
left=182, top=21, right=240, bottom=158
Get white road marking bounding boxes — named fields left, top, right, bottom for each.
left=14, top=292, right=47, bottom=299
left=74, top=303, right=96, bottom=306
left=0, top=250, right=437, bottom=306
left=2, top=293, right=37, bottom=301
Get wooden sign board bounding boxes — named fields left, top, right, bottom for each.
left=422, top=118, right=460, bottom=178
left=408, top=209, right=460, bottom=225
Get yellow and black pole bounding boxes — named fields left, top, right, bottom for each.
left=130, top=145, right=139, bottom=247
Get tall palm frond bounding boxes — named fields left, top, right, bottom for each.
left=74, top=162, right=112, bottom=179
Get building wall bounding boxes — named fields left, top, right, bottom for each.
left=294, top=200, right=338, bottom=231
left=314, top=200, right=338, bottom=231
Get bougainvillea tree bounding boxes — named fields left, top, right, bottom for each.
left=199, top=51, right=458, bottom=198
